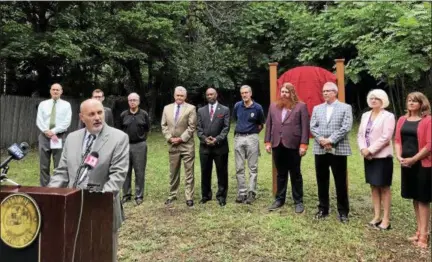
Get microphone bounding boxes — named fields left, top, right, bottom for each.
left=0, top=142, right=30, bottom=169
left=77, top=151, right=99, bottom=185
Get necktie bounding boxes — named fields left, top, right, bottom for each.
left=49, top=100, right=57, bottom=129
left=83, top=134, right=96, bottom=157
left=174, top=105, right=180, bottom=123
left=210, top=105, right=214, bottom=121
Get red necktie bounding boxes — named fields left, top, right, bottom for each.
left=210, top=105, right=214, bottom=121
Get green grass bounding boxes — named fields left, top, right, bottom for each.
left=4, top=125, right=431, bottom=261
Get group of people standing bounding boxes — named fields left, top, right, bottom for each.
left=358, top=89, right=431, bottom=248
left=36, top=81, right=431, bottom=253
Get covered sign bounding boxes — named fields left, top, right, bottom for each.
left=277, top=66, right=336, bottom=116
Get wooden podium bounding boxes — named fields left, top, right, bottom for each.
left=0, top=186, right=113, bottom=262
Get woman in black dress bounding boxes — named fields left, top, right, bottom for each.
left=395, top=92, right=431, bottom=249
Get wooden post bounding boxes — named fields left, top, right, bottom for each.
left=335, top=59, right=345, bottom=102
left=268, top=62, right=278, bottom=196
left=335, top=58, right=349, bottom=194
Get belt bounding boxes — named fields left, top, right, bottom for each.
left=130, top=140, right=146, bottom=144
left=235, top=133, right=256, bottom=136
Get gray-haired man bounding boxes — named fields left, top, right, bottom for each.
left=310, top=82, right=353, bottom=223
left=119, top=92, right=150, bottom=205
left=232, top=85, right=265, bottom=204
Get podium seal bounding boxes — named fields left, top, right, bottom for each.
left=1, top=193, right=41, bottom=248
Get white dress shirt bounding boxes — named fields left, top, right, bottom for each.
left=173, top=103, right=184, bottom=114
left=209, top=102, right=218, bottom=120
left=82, top=130, right=100, bottom=154
left=36, top=98, right=72, bottom=134
left=325, top=100, right=338, bottom=123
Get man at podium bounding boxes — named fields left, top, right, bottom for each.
left=48, top=99, right=129, bottom=262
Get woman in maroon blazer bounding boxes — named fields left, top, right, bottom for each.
left=395, top=92, right=431, bottom=249
left=264, top=83, right=310, bottom=213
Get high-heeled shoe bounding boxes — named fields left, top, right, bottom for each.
left=407, top=231, right=420, bottom=242
left=376, top=223, right=391, bottom=231
left=416, top=233, right=429, bottom=248
left=367, top=220, right=382, bottom=228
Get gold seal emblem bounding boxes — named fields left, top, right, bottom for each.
left=1, top=193, right=41, bottom=248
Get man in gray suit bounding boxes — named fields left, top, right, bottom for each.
left=197, top=88, right=230, bottom=206
left=310, top=82, right=353, bottom=223
left=78, top=89, right=114, bottom=128
left=48, top=99, right=129, bottom=261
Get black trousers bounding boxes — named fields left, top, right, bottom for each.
left=273, top=145, right=303, bottom=204
left=314, top=154, right=349, bottom=215
left=199, top=152, right=228, bottom=201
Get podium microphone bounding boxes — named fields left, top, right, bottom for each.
left=0, top=142, right=30, bottom=169
left=77, top=152, right=99, bottom=185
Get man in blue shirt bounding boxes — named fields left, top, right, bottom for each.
left=232, top=85, right=265, bottom=204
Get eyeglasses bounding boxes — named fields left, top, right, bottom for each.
left=322, top=90, right=335, bottom=93
left=128, top=99, right=139, bottom=102
left=369, top=97, right=381, bottom=101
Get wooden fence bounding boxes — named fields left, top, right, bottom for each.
left=0, top=95, right=83, bottom=148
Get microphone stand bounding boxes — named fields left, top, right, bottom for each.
left=0, top=165, right=21, bottom=187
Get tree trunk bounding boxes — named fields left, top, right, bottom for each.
left=124, top=59, right=146, bottom=95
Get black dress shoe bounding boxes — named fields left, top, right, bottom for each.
left=339, top=214, right=349, bottom=223
left=199, top=199, right=210, bottom=204
left=235, top=195, right=247, bottom=203
left=245, top=192, right=256, bottom=204
left=186, top=200, right=194, bottom=207
left=164, top=197, right=177, bottom=205
left=295, top=203, right=305, bottom=214
left=121, top=197, right=131, bottom=204
left=268, top=201, right=284, bottom=211
left=218, top=199, right=226, bottom=207
left=314, top=210, right=329, bottom=220
left=135, top=199, right=143, bottom=205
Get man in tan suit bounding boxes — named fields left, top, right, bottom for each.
left=161, top=86, right=197, bottom=207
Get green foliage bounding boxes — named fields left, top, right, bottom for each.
left=1, top=1, right=430, bottom=109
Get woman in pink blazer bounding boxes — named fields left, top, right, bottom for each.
left=395, top=92, right=431, bottom=249
left=357, top=89, right=395, bottom=230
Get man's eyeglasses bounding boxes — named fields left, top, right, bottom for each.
left=128, top=99, right=139, bottom=102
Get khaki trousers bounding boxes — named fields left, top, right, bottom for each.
left=168, top=144, right=195, bottom=201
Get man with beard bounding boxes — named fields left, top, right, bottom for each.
left=48, top=99, right=129, bottom=262
left=119, top=92, right=150, bottom=205
left=197, top=88, right=230, bottom=206
left=265, top=83, right=310, bottom=213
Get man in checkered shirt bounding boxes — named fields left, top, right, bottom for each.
left=310, top=82, right=353, bottom=223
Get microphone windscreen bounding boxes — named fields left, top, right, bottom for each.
left=20, top=142, right=30, bottom=153
left=84, top=151, right=99, bottom=168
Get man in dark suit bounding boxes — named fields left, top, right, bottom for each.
left=78, top=89, right=114, bottom=128
left=264, top=83, right=310, bottom=213
left=197, top=88, right=230, bottom=206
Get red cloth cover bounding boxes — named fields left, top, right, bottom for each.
left=277, top=66, right=337, bottom=116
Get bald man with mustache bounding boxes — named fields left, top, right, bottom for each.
left=49, top=99, right=129, bottom=262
